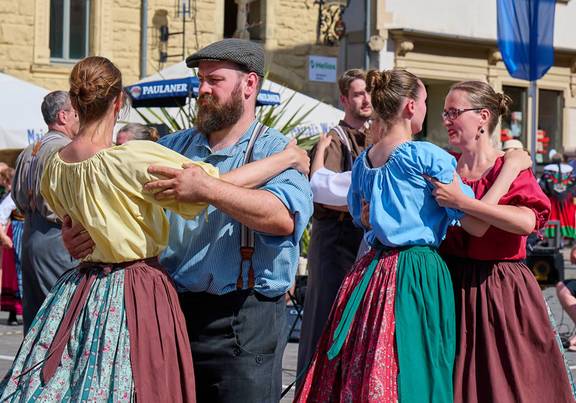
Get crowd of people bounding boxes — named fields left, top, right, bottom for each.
left=0, top=37, right=574, bottom=402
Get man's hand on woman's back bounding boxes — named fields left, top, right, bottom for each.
left=61, top=215, right=95, bottom=259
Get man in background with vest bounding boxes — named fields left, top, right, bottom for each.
left=12, top=91, right=79, bottom=332
left=297, top=69, right=373, bottom=379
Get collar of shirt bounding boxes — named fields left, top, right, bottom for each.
left=47, top=130, right=71, bottom=139
left=338, top=119, right=354, bottom=130
left=188, top=120, right=259, bottom=158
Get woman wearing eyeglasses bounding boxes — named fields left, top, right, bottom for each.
left=431, top=81, right=575, bottom=403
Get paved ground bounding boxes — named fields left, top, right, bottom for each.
left=0, top=312, right=23, bottom=377
left=281, top=341, right=298, bottom=401
left=0, top=251, right=574, bottom=402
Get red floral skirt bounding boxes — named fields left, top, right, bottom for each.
left=295, top=248, right=399, bottom=402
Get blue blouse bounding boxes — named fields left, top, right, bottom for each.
left=348, top=141, right=474, bottom=248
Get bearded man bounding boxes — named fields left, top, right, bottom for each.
left=64, top=39, right=312, bottom=402
left=149, top=39, right=313, bottom=403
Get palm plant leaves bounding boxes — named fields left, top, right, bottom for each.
left=133, top=92, right=322, bottom=146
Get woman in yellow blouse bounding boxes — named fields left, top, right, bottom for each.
left=0, top=56, right=309, bottom=402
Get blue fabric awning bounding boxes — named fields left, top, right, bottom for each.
left=125, top=77, right=281, bottom=108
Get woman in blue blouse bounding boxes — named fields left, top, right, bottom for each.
left=294, top=69, right=494, bottom=402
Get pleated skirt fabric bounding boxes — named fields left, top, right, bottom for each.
left=446, top=257, right=576, bottom=403
left=0, top=258, right=196, bottom=402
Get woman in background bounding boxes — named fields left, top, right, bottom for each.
left=539, top=151, right=576, bottom=243
left=0, top=167, right=23, bottom=326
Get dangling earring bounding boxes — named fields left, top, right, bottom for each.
left=475, top=127, right=485, bottom=140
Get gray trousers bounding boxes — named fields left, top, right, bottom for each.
left=179, top=289, right=286, bottom=403
left=21, top=212, right=77, bottom=333
left=296, top=217, right=363, bottom=384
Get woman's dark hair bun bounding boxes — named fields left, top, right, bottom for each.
left=496, top=92, right=513, bottom=117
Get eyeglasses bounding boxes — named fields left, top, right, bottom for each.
left=441, top=108, right=483, bottom=121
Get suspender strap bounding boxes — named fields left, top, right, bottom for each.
left=332, top=125, right=354, bottom=171
left=26, top=133, right=65, bottom=212
left=236, top=122, right=269, bottom=290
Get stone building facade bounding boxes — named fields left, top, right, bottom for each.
left=341, top=0, right=576, bottom=161
left=0, top=0, right=344, bottom=104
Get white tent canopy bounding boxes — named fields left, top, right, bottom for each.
left=0, top=73, right=49, bottom=149
left=124, top=61, right=344, bottom=136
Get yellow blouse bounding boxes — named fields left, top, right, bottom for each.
left=40, top=140, right=219, bottom=263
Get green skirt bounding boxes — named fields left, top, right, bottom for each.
left=395, top=246, right=455, bottom=402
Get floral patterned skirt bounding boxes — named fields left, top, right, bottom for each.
left=0, top=258, right=195, bottom=402
left=295, top=245, right=455, bottom=403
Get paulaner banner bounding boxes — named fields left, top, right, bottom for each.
left=497, top=0, right=556, bottom=81
left=126, top=77, right=281, bottom=108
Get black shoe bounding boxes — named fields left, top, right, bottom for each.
left=7, top=312, right=20, bottom=326
left=560, top=334, right=571, bottom=349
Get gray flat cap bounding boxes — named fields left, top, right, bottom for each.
left=186, top=38, right=265, bottom=77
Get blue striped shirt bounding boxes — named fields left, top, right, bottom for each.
left=158, top=121, right=313, bottom=297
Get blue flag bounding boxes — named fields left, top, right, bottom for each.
left=497, top=0, right=556, bottom=81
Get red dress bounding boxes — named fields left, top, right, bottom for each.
left=440, top=156, right=575, bottom=403
left=0, top=222, right=22, bottom=315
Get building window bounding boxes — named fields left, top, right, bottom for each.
left=50, top=0, right=90, bottom=61
left=419, top=80, right=456, bottom=149
left=224, top=0, right=264, bottom=41
left=247, top=1, right=263, bottom=41
left=501, top=85, right=528, bottom=147
left=537, top=89, right=564, bottom=164
left=223, top=0, right=237, bottom=38
left=502, top=86, right=564, bottom=163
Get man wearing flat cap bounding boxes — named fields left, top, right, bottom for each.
left=154, top=39, right=312, bottom=402
left=62, top=39, right=312, bottom=402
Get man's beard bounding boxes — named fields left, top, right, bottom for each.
left=351, top=105, right=372, bottom=121
left=195, top=84, right=244, bottom=135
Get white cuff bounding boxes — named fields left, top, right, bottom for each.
left=309, top=168, right=351, bottom=206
